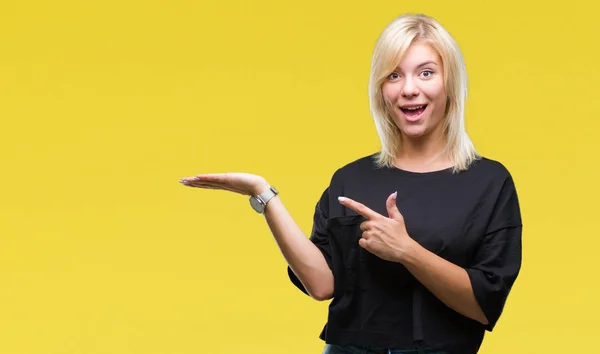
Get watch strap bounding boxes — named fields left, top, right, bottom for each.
left=257, top=186, right=278, bottom=204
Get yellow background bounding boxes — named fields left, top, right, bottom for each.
left=1, top=1, right=598, bottom=353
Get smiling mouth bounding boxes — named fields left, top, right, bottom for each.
left=400, top=104, right=428, bottom=117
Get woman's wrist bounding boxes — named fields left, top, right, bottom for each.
left=396, top=238, right=424, bottom=265
left=251, top=180, right=271, bottom=196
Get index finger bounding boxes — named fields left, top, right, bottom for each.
left=337, top=196, right=381, bottom=220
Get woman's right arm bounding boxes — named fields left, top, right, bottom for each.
left=262, top=194, right=334, bottom=301
left=179, top=173, right=334, bottom=301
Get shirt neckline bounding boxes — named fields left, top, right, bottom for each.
left=384, top=164, right=455, bottom=178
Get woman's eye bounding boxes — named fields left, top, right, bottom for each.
left=388, top=72, right=400, bottom=80
left=421, top=70, right=434, bottom=78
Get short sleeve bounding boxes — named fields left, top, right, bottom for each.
left=287, top=188, right=332, bottom=295
left=466, top=175, right=522, bottom=331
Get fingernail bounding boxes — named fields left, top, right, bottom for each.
left=393, top=191, right=397, bottom=198
left=194, top=177, right=200, bottom=181
left=338, top=196, right=346, bottom=203
left=182, top=181, right=189, bottom=185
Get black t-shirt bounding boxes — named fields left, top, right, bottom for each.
left=287, top=153, right=522, bottom=354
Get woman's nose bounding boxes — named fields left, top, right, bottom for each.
left=401, top=77, right=419, bottom=98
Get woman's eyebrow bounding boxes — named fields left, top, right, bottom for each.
left=416, top=61, right=438, bottom=68
left=395, top=61, right=439, bottom=71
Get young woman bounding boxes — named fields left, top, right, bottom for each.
left=180, top=14, right=522, bottom=354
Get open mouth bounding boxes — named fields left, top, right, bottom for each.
left=400, top=104, right=428, bottom=118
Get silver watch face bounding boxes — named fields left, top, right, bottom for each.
left=250, top=196, right=265, bottom=213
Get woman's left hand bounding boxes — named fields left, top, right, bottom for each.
left=337, top=192, right=416, bottom=263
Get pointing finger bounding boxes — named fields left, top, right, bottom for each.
left=338, top=196, right=381, bottom=220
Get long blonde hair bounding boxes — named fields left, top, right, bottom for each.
left=369, top=14, right=479, bottom=172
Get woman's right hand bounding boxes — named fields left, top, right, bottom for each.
left=179, top=173, right=270, bottom=196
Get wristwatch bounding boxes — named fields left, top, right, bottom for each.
left=249, top=186, right=278, bottom=214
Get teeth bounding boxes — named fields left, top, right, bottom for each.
left=403, top=105, right=424, bottom=111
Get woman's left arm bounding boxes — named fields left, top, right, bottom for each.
left=339, top=193, right=488, bottom=323
left=401, top=241, right=489, bottom=324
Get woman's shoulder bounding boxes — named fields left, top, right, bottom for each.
left=468, top=156, right=514, bottom=181
left=329, top=153, right=380, bottom=179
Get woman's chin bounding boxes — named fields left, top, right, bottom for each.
left=400, top=126, right=428, bottom=139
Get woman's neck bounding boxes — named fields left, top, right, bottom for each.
left=394, top=134, right=452, bottom=173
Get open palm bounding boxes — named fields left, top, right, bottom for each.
left=179, top=173, right=268, bottom=196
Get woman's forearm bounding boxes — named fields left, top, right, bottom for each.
left=402, top=241, right=489, bottom=325
left=263, top=195, right=334, bottom=300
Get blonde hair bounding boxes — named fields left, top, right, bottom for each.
left=368, top=14, right=479, bottom=172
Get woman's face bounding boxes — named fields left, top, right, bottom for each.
left=382, top=42, right=447, bottom=140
